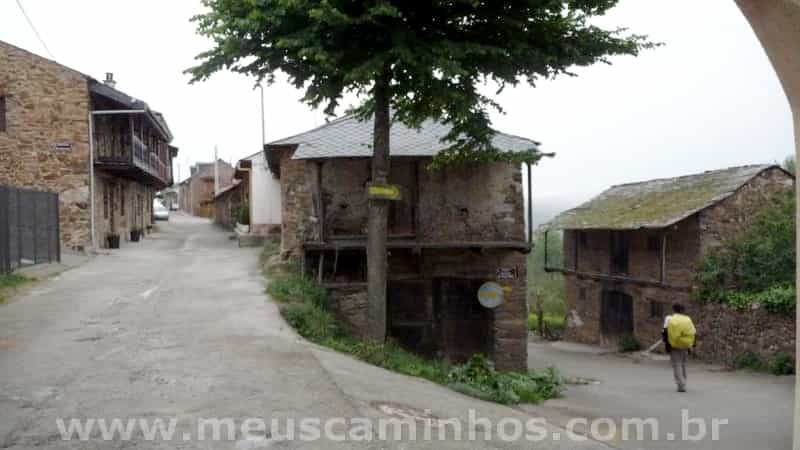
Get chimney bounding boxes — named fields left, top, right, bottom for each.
left=104, top=72, right=116, bottom=89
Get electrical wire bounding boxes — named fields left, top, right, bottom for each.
left=15, top=0, right=55, bottom=60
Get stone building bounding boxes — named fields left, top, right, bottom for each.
left=213, top=180, right=244, bottom=230
left=0, top=40, right=177, bottom=250
left=179, top=160, right=235, bottom=218
left=546, top=165, right=795, bottom=363
left=264, top=114, right=542, bottom=371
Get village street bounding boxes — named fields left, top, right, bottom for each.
left=0, top=214, right=609, bottom=450
left=526, top=341, right=795, bottom=450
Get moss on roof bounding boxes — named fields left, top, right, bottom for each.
left=547, top=165, right=781, bottom=230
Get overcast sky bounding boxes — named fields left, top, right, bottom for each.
left=1, top=0, right=794, bottom=217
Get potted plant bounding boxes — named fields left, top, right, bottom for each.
left=130, top=227, right=141, bottom=242
left=107, top=232, right=121, bottom=249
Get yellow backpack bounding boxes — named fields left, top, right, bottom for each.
left=668, top=314, right=696, bottom=350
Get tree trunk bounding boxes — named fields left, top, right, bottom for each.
left=366, top=69, right=391, bottom=343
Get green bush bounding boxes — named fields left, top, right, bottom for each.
left=695, top=191, right=795, bottom=314
left=527, top=232, right=567, bottom=319
left=237, top=205, right=250, bottom=225
left=447, top=354, right=564, bottom=405
left=527, top=313, right=565, bottom=333
left=261, top=246, right=564, bottom=405
left=768, top=353, right=795, bottom=376
left=734, top=352, right=766, bottom=371
left=617, top=334, right=641, bottom=353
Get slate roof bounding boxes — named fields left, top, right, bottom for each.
left=266, top=114, right=541, bottom=160
left=89, top=80, right=173, bottom=142
left=546, top=165, right=787, bottom=231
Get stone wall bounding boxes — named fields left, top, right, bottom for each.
left=186, top=161, right=235, bottom=218
left=213, top=183, right=243, bottom=230
left=277, top=149, right=313, bottom=259
left=280, top=154, right=526, bottom=251
left=693, top=302, right=795, bottom=365
left=0, top=41, right=92, bottom=250
left=418, top=162, right=525, bottom=242
left=563, top=216, right=701, bottom=287
left=698, top=166, right=794, bottom=254
left=328, top=249, right=528, bottom=371
left=562, top=168, right=796, bottom=362
left=281, top=154, right=529, bottom=370
left=92, top=172, right=154, bottom=248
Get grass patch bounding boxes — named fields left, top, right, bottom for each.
left=262, top=243, right=564, bottom=405
left=0, top=273, right=33, bottom=304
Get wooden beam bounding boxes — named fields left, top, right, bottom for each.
left=303, top=240, right=532, bottom=251
left=545, top=266, right=690, bottom=292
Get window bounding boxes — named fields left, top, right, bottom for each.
left=647, top=235, right=662, bottom=253
left=610, top=231, right=630, bottom=274
left=578, top=231, right=589, bottom=248
left=650, top=299, right=666, bottom=319
left=0, top=96, right=6, bottom=132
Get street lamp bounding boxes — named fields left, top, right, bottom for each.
left=256, top=83, right=265, bottom=145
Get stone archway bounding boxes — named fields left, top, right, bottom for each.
left=734, top=1, right=800, bottom=447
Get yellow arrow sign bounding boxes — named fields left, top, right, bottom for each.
left=367, top=183, right=402, bottom=201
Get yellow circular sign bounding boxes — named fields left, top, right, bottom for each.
left=477, top=282, right=504, bottom=309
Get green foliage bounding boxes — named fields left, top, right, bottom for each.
left=266, top=271, right=328, bottom=308
left=527, top=313, right=565, bottom=333
left=768, top=353, right=795, bottom=376
left=528, top=231, right=566, bottom=318
left=237, top=205, right=250, bottom=226
left=734, top=352, right=795, bottom=376
left=734, top=352, right=766, bottom=371
left=695, top=191, right=796, bottom=314
left=0, top=274, right=33, bottom=304
left=617, top=334, right=641, bottom=353
left=188, top=0, right=655, bottom=167
left=261, top=245, right=563, bottom=405
left=447, top=354, right=564, bottom=405
left=783, top=156, right=796, bottom=175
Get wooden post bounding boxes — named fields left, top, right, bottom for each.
left=366, top=68, right=391, bottom=344
left=660, top=234, right=667, bottom=284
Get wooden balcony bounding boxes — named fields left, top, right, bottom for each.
left=92, top=117, right=172, bottom=189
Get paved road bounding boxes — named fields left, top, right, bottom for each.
left=0, top=214, right=607, bottom=449
left=526, top=340, right=795, bottom=450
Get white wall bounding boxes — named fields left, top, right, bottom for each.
left=248, top=152, right=282, bottom=226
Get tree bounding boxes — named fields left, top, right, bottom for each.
left=783, top=155, right=796, bottom=175
left=187, top=0, right=654, bottom=343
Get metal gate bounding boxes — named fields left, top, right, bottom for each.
left=0, top=185, right=60, bottom=273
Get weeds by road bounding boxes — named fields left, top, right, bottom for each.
left=0, top=274, right=33, bottom=304
left=261, top=240, right=564, bottom=405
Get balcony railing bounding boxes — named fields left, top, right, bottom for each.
left=95, top=134, right=171, bottom=186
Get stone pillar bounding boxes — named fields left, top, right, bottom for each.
left=733, top=1, right=800, bottom=447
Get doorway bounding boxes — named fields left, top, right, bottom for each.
left=601, top=290, right=634, bottom=340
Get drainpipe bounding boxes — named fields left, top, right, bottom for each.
left=88, top=112, right=96, bottom=250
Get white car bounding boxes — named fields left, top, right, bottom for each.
left=153, top=200, right=169, bottom=221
